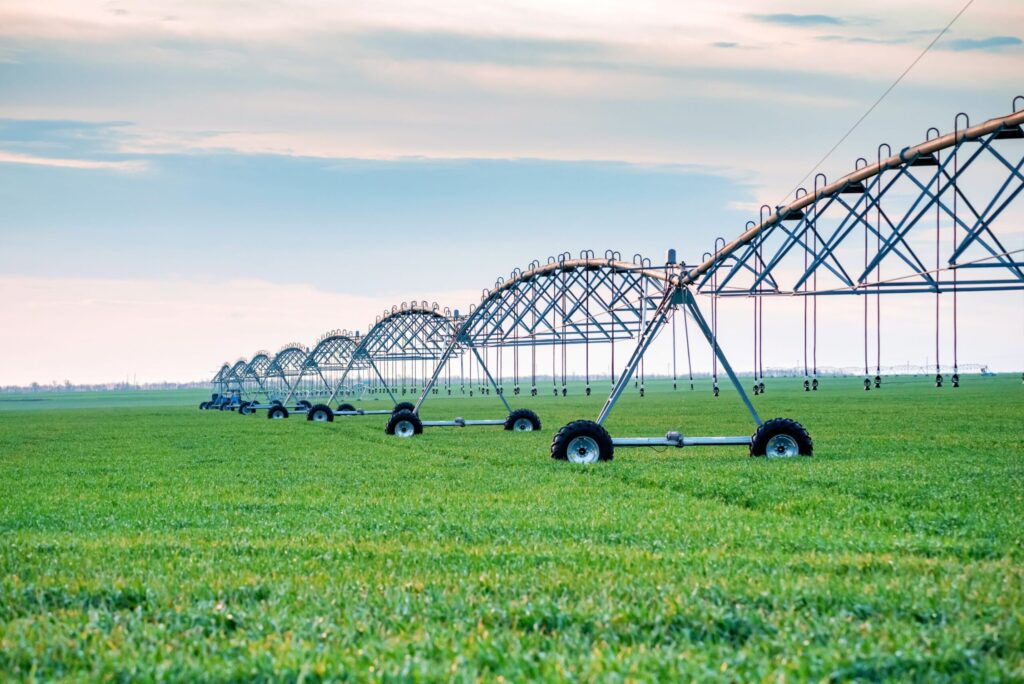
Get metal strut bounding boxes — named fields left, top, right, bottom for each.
left=414, top=333, right=512, bottom=415
left=595, top=285, right=762, bottom=428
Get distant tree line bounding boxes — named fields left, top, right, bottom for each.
left=0, top=380, right=209, bottom=393
left=1, top=362, right=994, bottom=394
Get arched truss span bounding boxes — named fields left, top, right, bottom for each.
left=240, top=351, right=272, bottom=401
left=323, top=304, right=458, bottom=406
left=211, top=363, right=231, bottom=394
left=688, top=106, right=1024, bottom=296
left=305, top=331, right=365, bottom=370
left=268, top=344, right=309, bottom=371
left=461, top=251, right=672, bottom=347
left=287, top=331, right=368, bottom=404
left=360, top=302, right=457, bottom=360
left=223, top=359, right=248, bottom=395
left=264, top=344, right=309, bottom=401
left=409, top=251, right=673, bottom=423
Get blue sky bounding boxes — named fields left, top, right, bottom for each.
left=0, top=124, right=750, bottom=294
left=0, top=0, right=1021, bottom=383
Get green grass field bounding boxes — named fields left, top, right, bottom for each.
left=1, top=377, right=1022, bottom=681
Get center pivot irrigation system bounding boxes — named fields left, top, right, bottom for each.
left=300, top=303, right=460, bottom=424
left=384, top=250, right=666, bottom=438
left=204, top=99, right=1024, bottom=464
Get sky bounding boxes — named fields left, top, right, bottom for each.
left=0, top=0, right=1022, bottom=384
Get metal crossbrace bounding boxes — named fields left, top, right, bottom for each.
left=264, top=346, right=308, bottom=404
left=325, top=307, right=459, bottom=405
left=693, top=110, right=1024, bottom=297
left=286, top=334, right=367, bottom=405
left=461, top=260, right=667, bottom=347
left=360, top=310, right=454, bottom=359
left=242, top=353, right=273, bottom=402
left=210, top=363, right=230, bottom=397
left=224, top=359, right=247, bottom=396
left=412, top=258, right=670, bottom=416
left=596, top=285, right=762, bottom=429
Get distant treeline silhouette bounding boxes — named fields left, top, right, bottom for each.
left=0, top=380, right=209, bottom=393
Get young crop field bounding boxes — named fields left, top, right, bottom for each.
left=1, top=377, right=1022, bottom=680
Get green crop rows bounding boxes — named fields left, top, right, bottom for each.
left=1, top=377, right=1022, bottom=680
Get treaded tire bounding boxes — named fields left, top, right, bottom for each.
left=337, top=403, right=356, bottom=412
left=550, top=420, right=613, bottom=463
left=199, top=402, right=209, bottom=410
left=297, top=400, right=313, bottom=410
left=306, top=404, right=335, bottom=422
left=239, top=401, right=255, bottom=415
left=267, top=405, right=289, bottom=420
left=386, top=410, right=423, bottom=437
left=270, top=399, right=283, bottom=407
left=750, top=418, right=812, bottom=458
left=504, top=408, right=541, bottom=431
left=392, top=401, right=416, bottom=414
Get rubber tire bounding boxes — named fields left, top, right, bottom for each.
left=504, top=408, right=541, bottom=431
left=550, top=420, right=614, bottom=462
left=749, top=418, right=813, bottom=457
left=306, top=404, right=335, bottom=422
left=239, top=401, right=254, bottom=415
left=267, top=405, right=289, bottom=420
left=392, top=402, right=416, bottom=414
left=385, top=410, right=423, bottom=436
left=199, top=402, right=208, bottom=410
left=271, top=399, right=283, bottom=407
left=297, top=400, right=313, bottom=410
left=337, top=403, right=356, bottom=412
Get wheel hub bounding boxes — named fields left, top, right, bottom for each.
left=396, top=420, right=415, bottom=438
left=514, top=418, right=533, bottom=432
left=567, top=436, right=600, bottom=464
left=765, top=434, right=799, bottom=458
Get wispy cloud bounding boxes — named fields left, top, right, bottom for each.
left=711, top=41, right=738, bottom=49
left=0, top=150, right=146, bottom=171
left=750, top=13, right=846, bottom=27
left=0, top=118, right=131, bottom=152
left=816, top=34, right=910, bottom=46
left=940, top=35, right=1022, bottom=52
left=353, top=29, right=609, bottom=66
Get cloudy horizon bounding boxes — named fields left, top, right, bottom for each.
left=1, top=0, right=1022, bottom=385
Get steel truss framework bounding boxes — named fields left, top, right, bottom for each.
left=286, top=330, right=368, bottom=405
left=206, top=100, right=1023, bottom=462
left=547, top=102, right=1024, bottom=461
left=211, top=363, right=230, bottom=397
left=321, top=303, right=459, bottom=413
left=240, top=352, right=272, bottom=402
left=695, top=108, right=1024, bottom=298
left=262, top=344, right=310, bottom=406
left=404, top=251, right=669, bottom=431
left=202, top=359, right=247, bottom=409
left=225, top=359, right=247, bottom=396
